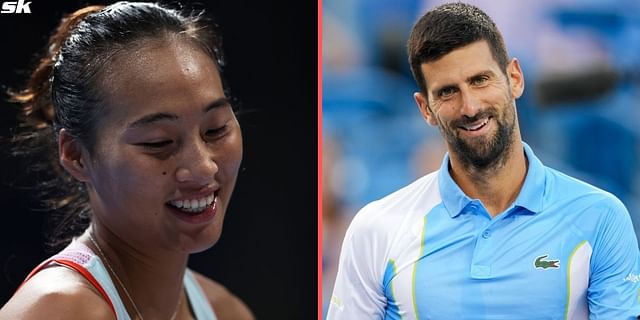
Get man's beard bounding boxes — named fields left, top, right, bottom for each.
left=443, top=104, right=516, bottom=171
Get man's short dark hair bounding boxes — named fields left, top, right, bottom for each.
left=407, top=2, right=509, bottom=93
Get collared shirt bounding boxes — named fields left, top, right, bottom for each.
left=327, top=142, right=640, bottom=319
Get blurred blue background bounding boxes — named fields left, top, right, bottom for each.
left=322, top=0, right=640, bottom=317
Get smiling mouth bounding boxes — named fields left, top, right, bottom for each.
left=459, top=117, right=490, bottom=131
left=167, top=193, right=217, bottom=213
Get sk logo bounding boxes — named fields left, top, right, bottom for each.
left=1, top=0, right=31, bottom=13
left=534, top=255, right=560, bottom=269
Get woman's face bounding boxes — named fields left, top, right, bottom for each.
left=82, top=38, right=242, bottom=253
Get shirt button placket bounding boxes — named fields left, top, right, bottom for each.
left=470, top=204, right=493, bottom=279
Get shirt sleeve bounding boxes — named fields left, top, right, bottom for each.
left=587, top=197, right=640, bottom=319
left=326, top=205, right=388, bottom=319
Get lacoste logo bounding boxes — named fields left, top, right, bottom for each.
left=534, top=255, right=560, bottom=269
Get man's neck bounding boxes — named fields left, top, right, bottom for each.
left=448, top=140, right=528, bottom=217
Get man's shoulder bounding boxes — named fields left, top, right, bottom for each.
left=543, top=165, right=629, bottom=219
left=545, top=166, right=624, bottom=204
left=348, top=171, right=441, bottom=237
left=337, top=172, right=442, bottom=274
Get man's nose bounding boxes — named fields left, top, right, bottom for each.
left=459, top=88, right=481, bottom=117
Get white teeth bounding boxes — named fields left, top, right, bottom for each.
left=168, top=194, right=216, bottom=212
left=463, top=118, right=489, bottom=131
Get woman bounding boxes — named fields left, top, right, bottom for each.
left=0, top=2, right=253, bottom=319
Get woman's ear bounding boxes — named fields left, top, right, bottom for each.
left=58, top=128, right=91, bottom=183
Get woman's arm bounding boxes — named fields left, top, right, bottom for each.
left=0, top=266, right=115, bottom=320
left=193, top=271, right=255, bottom=320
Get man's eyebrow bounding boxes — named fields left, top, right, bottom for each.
left=203, top=97, right=231, bottom=113
left=430, top=70, right=498, bottom=96
left=467, top=70, right=496, bottom=82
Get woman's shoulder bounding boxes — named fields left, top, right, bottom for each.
left=0, top=266, right=114, bottom=320
left=192, top=271, right=255, bottom=320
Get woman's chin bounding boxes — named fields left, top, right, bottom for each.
left=180, top=228, right=223, bottom=254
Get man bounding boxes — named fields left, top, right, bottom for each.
left=326, top=2, right=640, bottom=319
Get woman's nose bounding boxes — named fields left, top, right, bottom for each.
left=175, top=141, right=218, bottom=185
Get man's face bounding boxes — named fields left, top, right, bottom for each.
left=416, top=40, right=524, bottom=170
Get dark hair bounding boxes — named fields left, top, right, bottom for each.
left=8, top=1, right=226, bottom=249
left=407, top=2, right=509, bottom=93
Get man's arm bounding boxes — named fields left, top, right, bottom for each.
left=326, top=206, right=387, bottom=319
left=587, top=197, right=640, bottom=319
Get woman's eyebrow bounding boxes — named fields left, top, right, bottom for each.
left=127, top=97, right=231, bottom=129
left=127, top=112, right=178, bottom=129
left=203, top=97, right=231, bottom=113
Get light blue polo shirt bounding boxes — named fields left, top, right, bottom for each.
left=328, top=142, right=640, bottom=319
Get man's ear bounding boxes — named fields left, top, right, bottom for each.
left=58, top=128, right=91, bottom=183
left=507, top=58, right=524, bottom=99
left=414, top=92, right=437, bottom=126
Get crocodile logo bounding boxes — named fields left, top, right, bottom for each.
left=534, top=255, right=560, bottom=269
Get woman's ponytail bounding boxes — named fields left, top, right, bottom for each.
left=8, top=6, right=104, bottom=250
left=10, top=6, right=103, bottom=131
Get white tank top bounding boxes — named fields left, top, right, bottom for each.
left=22, top=241, right=218, bottom=319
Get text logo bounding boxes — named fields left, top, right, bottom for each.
left=624, top=273, right=640, bottom=283
left=1, top=0, right=31, bottom=14
left=534, top=255, right=560, bottom=269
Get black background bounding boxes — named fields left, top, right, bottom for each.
left=0, top=1, right=317, bottom=318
